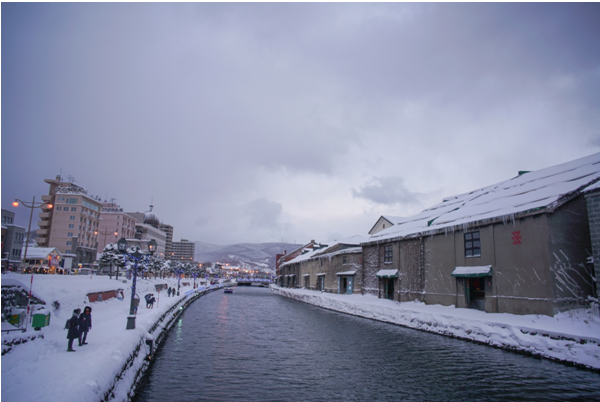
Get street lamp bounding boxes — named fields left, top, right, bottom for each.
left=117, top=238, right=157, bottom=330
left=174, top=268, right=184, bottom=296
left=13, top=197, right=53, bottom=270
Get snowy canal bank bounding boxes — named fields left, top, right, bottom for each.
left=271, top=285, right=600, bottom=371
left=1, top=273, right=221, bottom=402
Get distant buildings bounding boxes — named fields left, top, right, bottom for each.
left=19, top=176, right=181, bottom=268
left=171, top=239, right=195, bottom=261
left=96, top=201, right=136, bottom=252
left=127, top=206, right=168, bottom=258
left=1, top=209, right=26, bottom=271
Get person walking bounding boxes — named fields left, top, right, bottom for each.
left=78, top=306, right=92, bottom=346
left=65, top=308, right=81, bottom=352
left=149, top=295, right=156, bottom=309
left=167, top=287, right=172, bottom=297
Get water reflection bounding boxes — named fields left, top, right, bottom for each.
left=134, top=287, right=600, bottom=402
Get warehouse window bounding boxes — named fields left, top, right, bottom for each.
left=384, top=244, right=393, bottom=263
left=465, top=231, right=481, bottom=257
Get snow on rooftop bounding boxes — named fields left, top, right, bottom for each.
left=367, top=152, right=600, bottom=243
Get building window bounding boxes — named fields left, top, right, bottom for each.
left=67, top=232, right=73, bottom=237
left=67, top=198, right=78, bottom=204
left=70, top=216, right=75, bottom=220
left=71, top=207, right=77, bottom=211
left=66, top=249, right=71, bottom=254
left=69, top=224, right=74, bottom=229
left=67, top=241, right=72, bottom=246
left=58, top=197, right=65, bottom=201
left=56, top=206, right=62, bottom=211
left=342, top=256, right=347, bottom=265
left=384, top=244, right=393, bottom=263
left=465, top=231, right=481, bottom=257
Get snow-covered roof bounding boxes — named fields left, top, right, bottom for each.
left=336, top=270, right=356, bottom=276
left=22, top=247, right=62, bottom=259
left=279, top=236, right=365, bottom=269
left=366, top=152, right=600, bottom=244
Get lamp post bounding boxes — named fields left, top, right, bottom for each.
left=12, top=197, right=53, bottom=270
left=118, top=238, right=157, bottom=330
left=174, top=268, right=184, bottom=296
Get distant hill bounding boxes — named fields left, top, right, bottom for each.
left=194, top=242, right=299, bottom=271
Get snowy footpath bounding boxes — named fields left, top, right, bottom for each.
left=271, top=285, right=600, bottom=371
left=1, top=273, right=220, bottom=402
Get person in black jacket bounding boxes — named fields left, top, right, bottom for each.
left=66, top=308, right=81, bottom=352
left=78, top=306, right=92, bottom=346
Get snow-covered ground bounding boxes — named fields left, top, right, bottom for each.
left=1, top=273, right=212, bottom=402
left=271, top=285, right=600, bottom=371
left=3, top=274, right=598, bottom=402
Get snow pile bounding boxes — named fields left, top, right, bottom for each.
left=1, top=273, right=213, bottom=402
left=271, top=285, right=600, bottom=370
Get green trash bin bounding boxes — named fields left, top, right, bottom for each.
left=32, top=312, right=51, bottom=330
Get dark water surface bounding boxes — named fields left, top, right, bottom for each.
left=134, top=286, right=600, bottom=402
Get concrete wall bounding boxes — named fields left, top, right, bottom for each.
left=492, top=215, right=552, bottom=315
left=362, top=243, right=391, bottom=298
left=548, top=196, right=594, bottom=313
left=423, top=233, right=457, bottom=306
left=398, top=238, right=423, bottom=302
left=585, top=190, right=600, bottom=302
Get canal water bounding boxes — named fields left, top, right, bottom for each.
left=134, top=286, right=600, bottom=402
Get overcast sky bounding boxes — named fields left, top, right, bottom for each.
left=2, top=3, right=600, bottom=245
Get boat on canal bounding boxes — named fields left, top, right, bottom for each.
left=224, top=288, right=233, bottom=293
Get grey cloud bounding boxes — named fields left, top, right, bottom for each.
left=2, top=3, right=599, bottom=245
left=353, top=177, right=423, bottom=206
left=244, top=198, right=283, bottom=231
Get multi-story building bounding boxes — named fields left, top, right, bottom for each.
left=159, top=223, right=173, bottom=260
left=36, top=176, right=103, bottom=267
left=2, top=209, right=26, bottom=271
left=171, top=239, right=195, bottom=262
left=128, top=206, right=167, bottom=259
left=96, top=201, right=137, bottom=253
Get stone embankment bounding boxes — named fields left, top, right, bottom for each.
left=105, top=286, right=220, bottom=401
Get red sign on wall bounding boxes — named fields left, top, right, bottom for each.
left=512, top=231, right=522, bottom=245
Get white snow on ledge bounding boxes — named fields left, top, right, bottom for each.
left=376, top=269, right=398, bottom=277
left=452, top=265, right=492, bottom=276
left=270, top=285, right=600, bottom=370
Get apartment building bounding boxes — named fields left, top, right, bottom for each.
left=96, top=202, right=137, bottom=253
left=159, top=223, right=173, bottom=260
left=37, top=176, right=103, bottom=267
left=171, top=239, right=195, bottom=261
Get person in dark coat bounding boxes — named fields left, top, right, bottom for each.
left=78, top=306, right=92, bottom=346
left=167, top=287, right=172, bottom=297
left=66, top=308, right=81, bottom=352
left=149, top=295, right=156, bottom=309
